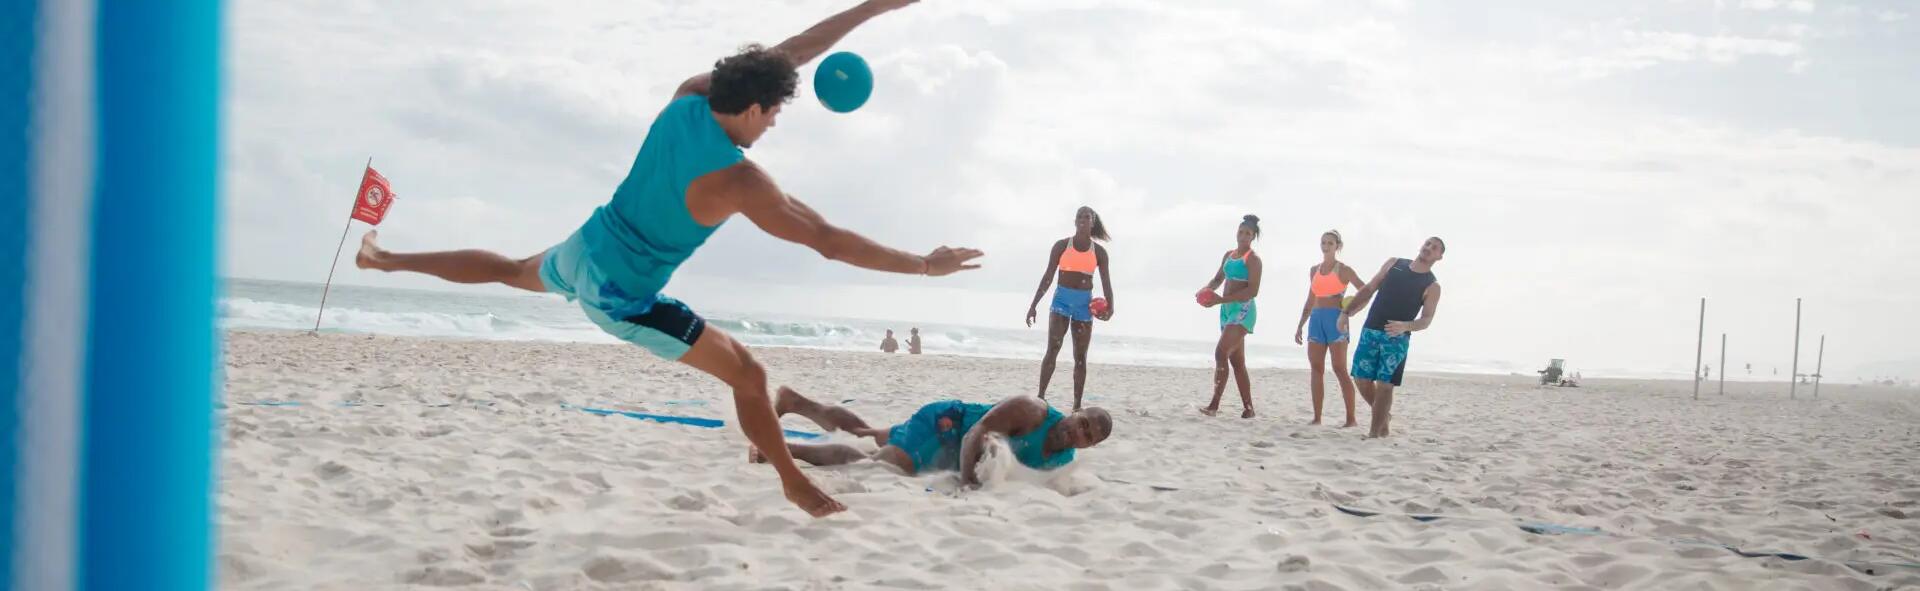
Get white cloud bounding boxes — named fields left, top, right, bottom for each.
left=1741, top=0, right=1816, bottom=12
left=1879, top=10, right=1911, bottom=22
left=1530, top=29, right=1805, bottom=80
left=228, top=0, right=1920, bottom=379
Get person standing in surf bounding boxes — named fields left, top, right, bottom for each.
left=351, top=0, right=978, bottom=518
left=1025, top=206, right=1115, bottom=412
left=1293, top=230, right=1367, bottom=427
left=1198, top=215, right=1263, bottom=418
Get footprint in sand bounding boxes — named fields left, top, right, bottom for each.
left=489, top=525, right=535, bottom=538
left=574, top=472, right=612, bottom=492
left=399, top=566, right=485, bottom=586
left=1119, top=541, right=1162, bottom=559
left=314, top=461, right=351, bottom=481
left=1394, top=565, right=1450, bottom=585
left=581, top=554, right=674, bottom=583
left=1194, top=563, right=1233, bottom=579
left=1275, top=554, right=1311, bottom=573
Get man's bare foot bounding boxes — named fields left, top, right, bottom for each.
left=354, top=230, right=388, bottom=270
left=1198, top=406, right=1219, bottom=417
left=1308, top=418, right=1323, bottom=426
left=747, top=446, right=768, bottom=464
left=773, top=386, right=802, bottom=416
left=1241, top=408, right=1256, bottom=419
left=1341, top=420, right=1359, bottom=428
left=783, top=479, right=847, bottom=518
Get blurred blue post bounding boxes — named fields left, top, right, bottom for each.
left=4, top=0, right=221, bottom=589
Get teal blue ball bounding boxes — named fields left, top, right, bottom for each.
left=814, top=52, right=873, bottom=113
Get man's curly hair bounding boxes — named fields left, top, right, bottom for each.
left=708, top=45, right=798, bottom=115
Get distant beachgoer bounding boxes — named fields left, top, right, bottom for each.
left=1197, top=215, right=1263, bottom=418
left=1025, top=206, right=1114, bottom=412
left=350, top=0, right=977, bottom=517
left=750, top=387, right=1111, bottom=486
left=1292, top=230, right=1366, bottom=427
left=881, top=329, right=899, bottom=354
left=908, top=327, right=923, bottom=355
left=1342, top=237, right=1447, bottom=438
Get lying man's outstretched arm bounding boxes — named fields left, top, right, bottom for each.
left=958, top=396, right=1050, bottom=487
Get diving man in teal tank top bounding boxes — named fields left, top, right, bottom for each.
left=746, top=387, right=1114, bottom=483
left=349, top=0, right=985, bottom=519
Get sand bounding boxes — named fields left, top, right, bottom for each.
left=218, top=330, right=1920, bottom=590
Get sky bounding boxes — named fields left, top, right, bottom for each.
left=224, top=0, right=1920, bottom=381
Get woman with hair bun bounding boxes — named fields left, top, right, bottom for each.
left=1196, top=215, right=1263, bottom=418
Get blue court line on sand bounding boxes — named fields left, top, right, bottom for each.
left=565, top=404, right=822, bottom=440
left=232, top=400, right=823, bottom=440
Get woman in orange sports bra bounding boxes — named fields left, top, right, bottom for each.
left=1025, top=206, right=1114, bottom=412
left=1294, top=230, right=1368, bottom=427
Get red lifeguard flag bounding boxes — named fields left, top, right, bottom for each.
left=350, top=166, right=395, bottom=225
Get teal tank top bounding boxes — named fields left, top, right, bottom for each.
left=955, top=403, right=1074, bottom=471
left=1223, top=251, right=1251, bottom=282
left=577, top=95, right=744, bottom=317
left=1009, top=406, right=1074, bottom=470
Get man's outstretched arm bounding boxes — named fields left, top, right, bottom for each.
left=958, top=396, right=1049, bottom=487
left=773, top=0, right=917, bottom=66
left=717, top=161, right=983, bottom=275
left=675, top=0, right=916, bottom=98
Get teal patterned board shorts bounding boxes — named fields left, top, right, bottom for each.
left=1352, top=328, right=1411, bottom=386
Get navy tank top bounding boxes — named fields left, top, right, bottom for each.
left=1364, top=259, right=1437, bottom=330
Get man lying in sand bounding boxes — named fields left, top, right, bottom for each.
left=751, top=387, right=1112, bottom=486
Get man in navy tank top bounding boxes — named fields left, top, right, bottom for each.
left=351, top=0, right=982, bottom=518
left=1340, top=237, right=1446, bottom=438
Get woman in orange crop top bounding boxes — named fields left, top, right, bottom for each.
left=1025, top=206, right=1114, bottom=412
left=1294, top=230, right=1368, bottom=427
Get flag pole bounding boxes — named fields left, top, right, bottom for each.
left=313, top=157, right=370, bottom=333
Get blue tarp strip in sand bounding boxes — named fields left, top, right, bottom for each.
left=231, top=400, right=824, bottom=440
left=565, top=404, right=823, bottom=440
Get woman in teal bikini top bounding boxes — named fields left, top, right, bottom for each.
left=1196, top=215, right=1264, bottom=418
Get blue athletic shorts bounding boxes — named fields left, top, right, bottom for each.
left=540, top=231, right=706, bottom=360
left=1050, top=286, right=1093, bottom=323
left=1307, top=307, right=1347, bottom=345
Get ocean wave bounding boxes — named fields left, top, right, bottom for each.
left=220, top=298, right=613, bottom=343
left=218, top=288, right=1521, bottom=376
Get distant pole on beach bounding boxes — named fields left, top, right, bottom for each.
left=1693, top=298, right=1705, bottom=400
left=1718, top=333, right=1727, bottom=396
left=1791, top=298, right=1802, bottom=399
left=1814, top=335, right=1825, bottom=398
